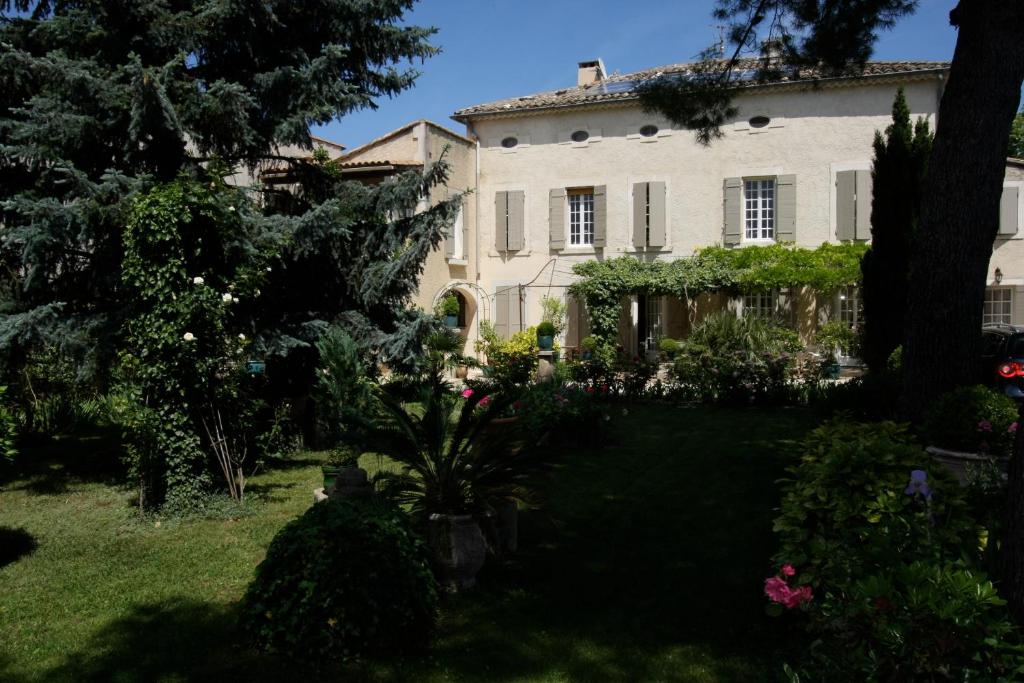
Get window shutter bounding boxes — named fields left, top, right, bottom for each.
left=507, top=190, right=525, bottom=250
left=494, top=286, right=509, bottom=340
left=461, top=202, right=469, bottom=259
left=494, top=192, right=508, bottom=251
left=776, top=174, right=796, bottom=242
left=509, top=284, right=522, bottom=335
left=723, top=177, right=742, bottom=246
left=1000, top=186, right=1019, bottom=236
left=835, top=170, right=856, bottom=241
left=549, top=188, right=566, bottom=249
left=444, top=210, right=456, bottom=257
left=632, top=182, right=647, bottom=247
left=593, top=185, right=607, bottom=247
left=648, top=181, right=667, bottom=247
left=855, top=170, right=873, bottom=241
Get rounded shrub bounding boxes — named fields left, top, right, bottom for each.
left=241, top=498, right=438, bottom=660
left=536, top=321, right=556, bottom=337
left=923, top=385, right=1018, bottom=457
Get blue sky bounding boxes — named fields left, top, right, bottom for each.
left=315, top=0, right=960, bottom=151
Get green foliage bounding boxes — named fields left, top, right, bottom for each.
left=796, top=561, right=1024, bottom=681
left=440, top=295, right=460, bottom=317
left=860, top=88, right=933, bottom=372
left=536, top=321, right=556, bottom=337
left=9, top=345, right=105, bottom=436
left=570, top=244, right=866, bottom=341
left=539, top=296, right=568, bottom=336
left=1010, top=111, right=1024, bottom=159
left=772, top=420, right=972, bottom=590
left=809, top=371, right=902, bottom=421
left=923, top=385, right=1018, bottom=457
left=486, top=327, right=542, bottom=388
left=241, top=498, right=438, bottom=660
left=814, top=321, right=858, bottom=357
left=515, top=382, right=611, bottom=448
left=658, top=337, right=680, bottom=358
left=314, top=326, right=374, bottom=448
left=688, top=312, right=802, bottom=354
left=0, top=387, right=17, bottom=461
left=580, top=336, right=598, bottom=352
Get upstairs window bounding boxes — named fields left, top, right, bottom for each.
left=568, top=188, right=595, bottom=246
left=744, top=179, right=775, bottom=240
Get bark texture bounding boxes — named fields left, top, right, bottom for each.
left=902, top=1, right=1024, bottom=421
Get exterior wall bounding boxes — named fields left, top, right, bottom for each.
left=225, top=138, right=345, bottom=188
left=465, top=78, right=946, bottom=345
left=343, top=133, right=419, bottom=164
left=991, top=163, right=1024, bottom=324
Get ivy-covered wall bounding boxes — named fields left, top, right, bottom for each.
left=569, top=243, right=867, bottom=342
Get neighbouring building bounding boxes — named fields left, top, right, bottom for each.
left=447, top=58, right=1024, bottom=358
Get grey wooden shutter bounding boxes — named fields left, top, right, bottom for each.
left=723, top=177, right=742, bottom=246
left=509, top=285, right=522, bottom=334
left=461, top=203, right=469, bottom=258
left=549, top=188, right=566, bottom=249
left=444, top=210, right=456, bottom=257
left=493, top=286, right=509, bottom=340
left=648, top=181, right=667, bottom=247
left=1000, top=186, right=1019, bottom=236
left=835, top=171, right=856, bottom=241
left=776, top=174, right=796, bottom=242
left=855, top=170, right=872, bottom=241
left=507, top=190, right=525, bottom=250
left=593, top=185, right=607, bottom=247
left=632, top=182, right=647, bottom=247
left=494, top=192, right=508, bottom=251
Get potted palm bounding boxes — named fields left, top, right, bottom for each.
left=440, top=294, right=460, bottom=328
left=354, top=336, right=541, bottom=590
left=536, top=321, right=556, bottom=351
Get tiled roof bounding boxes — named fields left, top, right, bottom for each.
left=337, top=159, right=421, bottom=169
left=452, top=59, right=949, bottom=120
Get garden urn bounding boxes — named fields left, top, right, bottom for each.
left=427, top=513, right=486, bottom=590
left=329, top=465, right=373, bottom=499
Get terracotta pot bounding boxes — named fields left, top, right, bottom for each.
left=427, top=513, right=486, bottom=590
left=455, top=365, right=469, bottom=379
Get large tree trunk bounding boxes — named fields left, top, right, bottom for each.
left=902, top=1, right=1024, bottom=421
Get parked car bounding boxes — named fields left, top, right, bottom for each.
left=981, top=324, right=1024, bottom=399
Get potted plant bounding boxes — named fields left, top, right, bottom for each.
left=321, top=445, right=358, bottom=491
left=580, top=335, right=598, bottom=360
left=819, top=351, right=842, bottom=380
left=658, top=337, right=680, bottom=360
left=440, top=294, right=460, bottom=328
left=536, top=321, right=556, bottom=351
left=923, top=385, right=1017, bottom=484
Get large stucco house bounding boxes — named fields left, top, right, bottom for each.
left=420, top=58, right=1024, bottom=359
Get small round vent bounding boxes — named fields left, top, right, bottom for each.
left=570, top=130, right=590, bottom=143
left=639, top=124, right=659, bottom=137
left=500, top=136, right=518, bottom=149
left=749, top=115, right=771, bottom=129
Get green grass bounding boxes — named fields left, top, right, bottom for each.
left=0, top=405, right=816, bottom=682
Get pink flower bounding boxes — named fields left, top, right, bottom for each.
left=764, top=577, right=790, bottom=604
left=781, top=564, right=796, bottom=577
left=765, top=569, right=813, bottom=610
left=978, top=419, right=993, bottom=432
left=461, top=389, right=473, bottom=398
left=782, top=585, right=813, bottom=609
left=1010, top=422, right=1019, bottom=434
left=479, top=395, right=491, bottom=407
left=585, top=386, right=594, bottom=394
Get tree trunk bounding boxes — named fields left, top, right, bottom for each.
left=902, top=1, right=1024, bottom=421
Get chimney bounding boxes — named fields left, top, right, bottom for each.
left=577, top=59, right=606, bottom=87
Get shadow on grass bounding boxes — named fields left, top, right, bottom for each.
left=2, top=430, right=126, bottom=495
left=0, top=527, right=37, bottom=569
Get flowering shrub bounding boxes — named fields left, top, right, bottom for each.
left=516, top=381, right=611, bottom=448
left=485, top=326, right=542, bottom=387
left=672, top=343, right=794, bottom=405
left=764, top=564, right=813, bottom=611
left=923, top=384, right=1018, bottom=457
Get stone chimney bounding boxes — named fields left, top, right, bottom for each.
left=577, top=59, right=606, bottom=87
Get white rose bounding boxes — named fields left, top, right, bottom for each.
left=238, top=333, right=246, bottom=341
left=192, top=276, right=204, bottom=285
left=228, top=206, right=236, bottom=212
left=265, top=266, right=272, bottom=273
left=231, top=296, right=239, bottom=304
left=183, top=332, right=196, bottom=341
left=222, top=293, right=233, bottom=303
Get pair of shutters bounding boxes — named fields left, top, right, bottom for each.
left=631, top=182, right=667, bottom=248
left=723, top=175, right=796, bottom=246
left=549, top=186, right=607, bottom=249
left=443, top=204, right=467, bottom=258
left=494, top=191, right=525, bottom=251
left=835, top=170, right=873, bottom=241
left=1000, top=186, right=1020, bottom=237
left=493, top=284, right=522, bottom=340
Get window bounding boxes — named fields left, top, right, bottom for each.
left=500, top=136, right=518, bottom=149
left=744, top=179, right=775, bottom=240
left=742, top=291, right=778, bottom=320
left=643, top=295, right=663, bottom=352
left=749, top=115, right=771, bottom=128
left=568, top=188, right=595, bottom=246
left=837, top=285, right=864, bottom=329
left=571, top=130, right=590, bottom=143
left=639, top=124, right=659, bottom=137
left=984, top=288, right=1013, bottom=325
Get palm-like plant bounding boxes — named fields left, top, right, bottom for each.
left=355, top=367, right=540, bottom=520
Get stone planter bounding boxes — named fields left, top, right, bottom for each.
left=321, top=465, right=342, bottom=491
left=330, top=465, right=373, bottom=499
left=444, top=314, right=459, bottom=328
left=926, top=445, right=1006, bottom=486
left=537, top=335, right=554, bottom=351
left=427, top=513, right=486, bottom=590
left=454, top=364, right=469, bottom=379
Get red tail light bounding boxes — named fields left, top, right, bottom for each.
left=999, top=362, right=1023, bottom=378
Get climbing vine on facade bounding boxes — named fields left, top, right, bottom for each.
left=569, top=243, right=868, bottom=342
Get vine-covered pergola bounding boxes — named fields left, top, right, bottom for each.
left=568, top=243, right=868, bottom=342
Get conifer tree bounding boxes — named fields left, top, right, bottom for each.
left=859, top=89, right=933, bottom=372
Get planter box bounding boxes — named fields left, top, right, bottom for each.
left=926, top=445, right=1006, bottom=486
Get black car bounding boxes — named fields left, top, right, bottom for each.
left=981, top=324, right=1024, bottom=399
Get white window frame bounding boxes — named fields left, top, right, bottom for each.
left=740, top=290, right=779, bottom=321
left=643, top=295, right=664, bottom=352
left=837, top=285, right=864, bottom=330
left=567, top=187, right=595, bottom=247
left=984, top=287, right=1013, bottom=325
left=744, top=178, right=775, bottom=241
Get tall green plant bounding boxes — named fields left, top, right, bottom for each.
left=860, top=88, right=933, bottom=372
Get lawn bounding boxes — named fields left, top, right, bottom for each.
left=0, top=405, right=815, bottom=682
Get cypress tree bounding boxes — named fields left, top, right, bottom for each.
left=859, top=88, right=932, bottom=372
